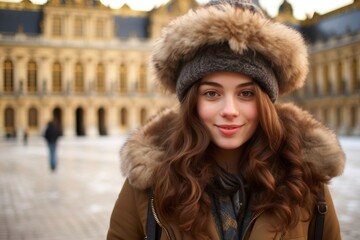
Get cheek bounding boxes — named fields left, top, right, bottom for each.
left=243, top=102, right=259, bottom=120
left=197, top=101, right=212, bottom=122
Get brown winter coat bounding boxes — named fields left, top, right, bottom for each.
left=107, top=103, right=345, bottom=240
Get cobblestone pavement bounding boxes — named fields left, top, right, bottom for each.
left=0, top=136, right=126, bottom=240
left=0, top=136, right=359, bottom=240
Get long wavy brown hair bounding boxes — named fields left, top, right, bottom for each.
left=152, top=83, right=327, bottom=239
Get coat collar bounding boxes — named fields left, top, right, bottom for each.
left=120, top=103, right=345, bottom=190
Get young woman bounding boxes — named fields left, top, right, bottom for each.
left=107, top=1, right=345, bottom=239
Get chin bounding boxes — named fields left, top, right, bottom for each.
left=215, top=141, right=244, bottom=150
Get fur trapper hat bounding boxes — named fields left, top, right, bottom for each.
left=151, top=0, right=309, bottom=102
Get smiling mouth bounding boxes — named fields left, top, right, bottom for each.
left=222, top=127, right=237, bottom=130
left=216, top=124, right=242, bottom=129
left=216, top=125, right=242, bottom=136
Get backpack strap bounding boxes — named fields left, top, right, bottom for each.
left=314, top=183, right=328, bottom=240
left=146, top=189, right=160, bottom=240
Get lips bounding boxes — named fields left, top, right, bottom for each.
left=216, top=124, right=242, bottom=136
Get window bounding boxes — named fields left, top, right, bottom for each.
left=74, top=17, right=85, bottom=37
left=119, top=63, right=127, bottom=93
left=96, top=63, right=105, bottom=93
left=138, top=64, right=147, bottom=93
left=53, top=16, right=62, bottom=37
left=52, top=62, right=62, bottom=93
left=4, top=107, right=15, bottom=134
left=28, top=107, right=38, bottom=128
left=120, top=108, right=127, bottom=127
left=3, top=59, right=14, bottom=93
left=96, top=19, right=105, bottom=38
left=75, top=62, right=85, bottom=93
left=27, top=60, right=37, bottom=93
left=140, top=108, right=147, bottom=125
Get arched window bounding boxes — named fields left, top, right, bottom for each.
left=140, top=108, right=147, bottom=125
left=27, top=60, right=37, bottom=93
left=96, top=63, right=105, bottom=93
left=3, top=59, right=14, bottom=93
left=75, top=62, right=84, bottom=93
left=138, top=64, right=147, bottom=93
left=120, top=107, right=127, bottom=127
left=52, top=61, right=62, bottom=93
left=119, top=63, right=127, bottom=93
left=4, top=106, right=15, bottom=135
left=28, top=107, right=38, bottom=128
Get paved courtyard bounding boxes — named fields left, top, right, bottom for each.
left=0, top=135, right=359, bottom=240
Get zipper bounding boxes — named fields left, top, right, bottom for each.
left=150, top=196, right=173, bottom=240
left=241, top=210, right=264, bottom=240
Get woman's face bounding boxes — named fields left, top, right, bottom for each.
left=197, top=72, right=259, bottom=150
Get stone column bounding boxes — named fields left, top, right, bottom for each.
left=353, top=105, right=360, bottom=136
left=16, top=100, right=26, bottom=141
left=128, top=102, right=138, bottom=131
left=0, top=55, right=4, bottom=93
left=63, top=102, right=75, bottom=137
left=38, top=55, right=50, bottom=94
left=64, top=57, right=74, bottom=94
left=328, top=61, right=337, bottom=96
left=86, top=102, right=97, bottom=136
left=15, top=55, right=27, bottom=95
left=338, top=104, right=350, bottom=135
left=343, top=58, right=352, bottom=95
left=108, top=103, right=119, bottom=136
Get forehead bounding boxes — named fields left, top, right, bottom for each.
left=200, top=72, right=253, bottom=86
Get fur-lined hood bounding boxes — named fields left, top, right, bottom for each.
left=152, top=1, right=308, bottom=98
left=120, top=103, right=345, bottom=190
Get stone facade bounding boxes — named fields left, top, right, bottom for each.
left=0, top=0, right=359, bottom=138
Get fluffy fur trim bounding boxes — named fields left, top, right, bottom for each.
left=120, top=104, right=345, bottom=190
left=120, top=108, right=177, bottom=190
left=152, top=3, right=308, bottom=97
left=277, top=103, right=345, bottom=180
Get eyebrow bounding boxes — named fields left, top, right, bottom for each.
left=199, top=81, right=254, bottom=88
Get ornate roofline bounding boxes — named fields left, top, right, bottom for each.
left=303, top=0, right=360, bottom=25
left=0, top=0, right=42, bottom=11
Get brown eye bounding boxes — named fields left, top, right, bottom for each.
left=239, top=90, right=254, bottom=97
left=204, top=90, right=220, bottom=98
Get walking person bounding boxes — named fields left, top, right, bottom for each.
left=107, top=0, right=345, bottom=239
left=44, top=120, right=60, bottom=172
left=23, top=129, right=28, bottom=146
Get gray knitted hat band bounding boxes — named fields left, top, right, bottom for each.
left=176, top=44, right=279, bottom=102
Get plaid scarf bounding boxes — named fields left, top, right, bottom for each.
left=208, top=166, right=248, bottom=240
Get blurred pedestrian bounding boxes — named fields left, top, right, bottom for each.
left=44, top=120, right=60, bottom=172
left=23, top=129, right=28, bottom=146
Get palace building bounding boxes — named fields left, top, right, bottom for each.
left=0, top=0, right=359, bottom=138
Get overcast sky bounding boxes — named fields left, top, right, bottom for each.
left=0, top=0, right=354, bottom=20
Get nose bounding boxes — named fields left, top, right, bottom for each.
left=220, top=96, right=239, bottom=118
